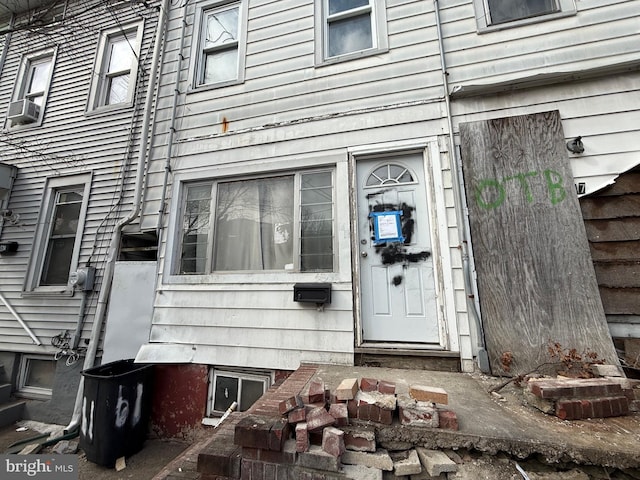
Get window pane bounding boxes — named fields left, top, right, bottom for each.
left=106, top=74, right=129, bottom=104
left=203, top=49, right=238, bottom=84
left=214, top=177, right=294, bottom=271
left=51, top=202, right=81, bottom=235
left=328, top=13, right=372, bottom=57
left=239, top=379, right=265, bottom=411
left=205, top=7, right=239, bottom=49
left=108, top=37, right=133, bottom=73
left=27, top=60, right=51, bottom=95
left=24, top=358, right=55, bottom=390
left=40, top=237, right=75, bottom=285
left=328, top=0, right=369, bottom=15
left=488, top=0, right=558, bottom=24
left=214, top=376, right=238, bottom=412
left=181, top=185, right=211, bottom=274
left=300, top=172, right=333, bottom=272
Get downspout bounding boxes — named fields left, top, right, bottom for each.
left=156, top=3, right=188, bottom=235
left=0, top=14, right=13, bottom=75
left=433, top=0, right=489, bottom=372
left=65, top=0, right=169, bottom=433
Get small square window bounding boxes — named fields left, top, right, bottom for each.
left=17, top=355, right=56, bottom=398
left=207, top=369, right=271, bottom=415
left=316, top=0, right=388, bottom=64
left=87, top=22, right=143, bottom=111
left=193, top=1, right=247, bottom=88
left=474, top=0, right=576, bottom=30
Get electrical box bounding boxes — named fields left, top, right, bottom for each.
left=69, top=266, right=96, bottom=291
left=293, top=283, right=331, bottom=305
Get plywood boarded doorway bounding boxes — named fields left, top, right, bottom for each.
left=460, top=111, right=618, bottom=375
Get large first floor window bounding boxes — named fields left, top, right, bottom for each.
left=178, top=170, right=334, bottom=274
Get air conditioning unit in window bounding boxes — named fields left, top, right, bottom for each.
left=8, top=99, right=40, bottom=123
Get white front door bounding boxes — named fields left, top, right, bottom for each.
left=356, top=154, right=440, bottom=344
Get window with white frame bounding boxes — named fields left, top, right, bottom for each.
left=25, top=174, right=91, bottom=293
left=87, top=22, right=143, bottom=110
left=8, top=50, right=55, bottom=127
left=194, top=1, right=247, bottom=87
left=315, top=0, right=388, bottom=63
left=17, top=355, right=56, bottom=399
left=178, top=170, right=334, bottom=274
left=207, top=369, right=272, bottom=415
left=474, top=0, right=576, bottom=30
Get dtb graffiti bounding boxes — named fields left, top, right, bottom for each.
left=474, top=169, right=567, bottom=210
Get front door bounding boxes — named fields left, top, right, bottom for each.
left=356, top=154, right=440, bottom=344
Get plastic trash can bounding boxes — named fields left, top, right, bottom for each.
left=79, top=359, right=154, bottom=467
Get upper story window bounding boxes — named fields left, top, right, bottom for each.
left=315, top=0, right=388, bottom=64
left=87, top=22, right=143, bottom=111
left=192, top=0, right=248, bottom=89
left=474, top=0, right=577, bottom=31
left=25, top=174, right=91, bottom=294
left=177, top=170, right=334, bottom=275
left=7, top=50, right=55, bottom=128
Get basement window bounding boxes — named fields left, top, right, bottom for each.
left=206, top=368, right=272, bottom=416
left=17, top=355, right=56, bottom=399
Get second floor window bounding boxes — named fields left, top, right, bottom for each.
left=194, top=1, right=247, bottom=88
left=24, top=57, right=52, bottom=107
left=316, top=0, right=388, bottom=64
left=88, top=23, right=143, bottom=111
left=7, top=50, right=55, bottom=127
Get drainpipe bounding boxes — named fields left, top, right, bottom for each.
left=0, top=291, right=41, bottom=345
left=64, top=0, right=169, bottom=433
left=156, top=3, right=188, bottom=235
left=433, top=0, right=489, bottom=373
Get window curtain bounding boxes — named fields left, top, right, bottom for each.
left=214, top=177, right=293, bottom=270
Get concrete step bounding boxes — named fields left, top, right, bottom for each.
left=0, top=400, right=25, bottom=429
left=0, top=384, right=11, bottom=404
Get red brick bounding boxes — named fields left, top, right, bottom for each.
left=288, top=407, right=306, bottom=424
left=308, top=380, right=326, bottom=403
left=322, top=427, right=345, bottom=457
left=357, top=403, right=371, bottom=421
left=268, top=419, right=290, bottom=452
left=295, top=423, right=309, bottom=453
left=328, top=403, right=349, bottom=427
left=360, top=378, right=378, bottom=392
left=279, top=395, right=304, bottom=415
left=306, top=406, right=335, bottom=431
left=378, top=407, right=393, bottom=425
left=556, top=396, right=630, bottom=420
left=234, top=416, right=276, bottom=449
left=347, top=399, right=358, bottom=419
left=529, top=378, right=623, bottom=400
left=343, top=427, right=376, bottom=452
left=378, top=380, right=396, bottom=395
left=438, top=409, right=459, bottom=431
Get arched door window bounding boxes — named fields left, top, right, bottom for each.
left=365, top=163, right=415, bottom=187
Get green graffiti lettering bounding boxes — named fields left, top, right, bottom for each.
left=502, top=171, right=538, bottom=203
left=544, top=169, right=566, bottom=205
left=475, top=179, right=505, bottom=210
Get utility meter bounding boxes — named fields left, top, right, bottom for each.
left=69, top=266, right=96, bottom=291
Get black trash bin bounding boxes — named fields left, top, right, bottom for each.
left=79, top=359, right=154, bottom=467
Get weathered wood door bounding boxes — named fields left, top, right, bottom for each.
left=460, top=111, right=618, bottom=375
left=356, top=154, right=440, bottom=344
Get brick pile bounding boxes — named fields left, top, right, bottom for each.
left=525, top=375, right=636, bottom=420
left=230, top=376, right=459, bottom=479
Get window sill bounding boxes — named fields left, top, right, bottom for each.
left=187, top=78, right=244, bottom=95
left=84, top=102, right=134, bottom=117
left=316, top=47, right=389, bottom=68
left=164, top=271, right=338, bottom=286
left=22, top=288, right=75, bottom=298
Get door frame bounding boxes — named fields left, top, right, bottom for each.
left=348, top=139, right=459, bottom=352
